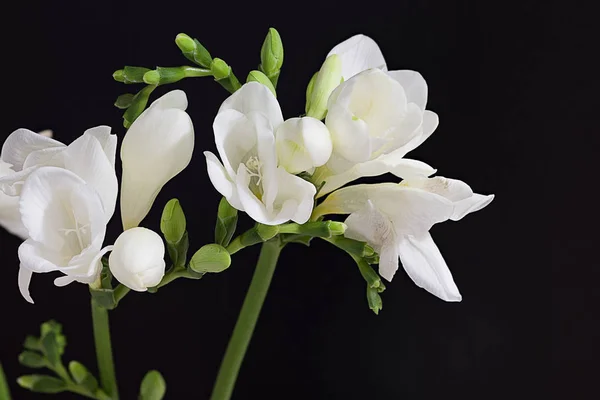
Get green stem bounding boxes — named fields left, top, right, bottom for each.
left=114, top=285, right=130, bottom=304
left=156, top=268, right=194, bottom=289
left=91, top=300, right=119, bottom=400
left=225, top=236, right=244, bottom=255
left=210, top=239, right=283, bottom=400
left=0, top=362, right=11, bottom=400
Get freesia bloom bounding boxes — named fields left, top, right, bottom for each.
left=313, top=174, right=494, bottom=301
left=275, top=117, right=332, bottom=174
left=204, top=82, right=316, bottom=225
left=17, top=167, right=112, bottom=303
left=327, top=34, right=387, bottom=81
left=0, top=160, right=27, bottom=238
left=0, top=126, right=118, bottom=221
left=120, top=90, right=194, bottom=230
left=108, top=227, right=166, bottom=292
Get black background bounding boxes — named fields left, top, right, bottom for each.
left=0, top=1, right=584, bottom=399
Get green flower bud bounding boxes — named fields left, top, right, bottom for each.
left=305, top=72, right=318, bottom=113
left=260, top=28, right=284, bottom=78
left=114, top=93, right=135, bottom=109
left=355, top=257, right=381, bottom=289
left=18, top=351, right=46, bottom=368
left=114, top=66, right=151, bottom=84
left=306, top=54, right=342, bottom=120
left=189, top=244, right=231, bottom=273
left=211, top=58, right=231, bottom=80
left=113, top=69, right=125, bottom=82
left=17, top=375, right=67, bottom=394
left=176, top=33, right=212, bottom=68
left=123, top=85, right=156, bottom=128
left=247, top=70, right=276, bottom=96
left=139, top=370, right=166, bottom=400
left=160, top=199, right=186, bottom=244
left=366, top=286, right=383, bottom=315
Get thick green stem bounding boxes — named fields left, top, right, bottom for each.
left=91, top=300, right=119, bottom=399
left=210, top=239, right=283, bottom=400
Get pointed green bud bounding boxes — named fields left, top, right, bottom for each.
left=140, top=370, right=166, bottom=400
left=211, top=58, right=231, bottom=80
left=215, top=198, right=238, bottom=247
left=17, top=375, right=67, bottom=394
left=247, top=70, right=276, bottom=96
left=160, top=199, right=186, bottom=244
left=114, top=93, right=135, bottom=109
left=189, top=244, right=231, bottom=273
left=176, top=33, right=212, bottom=68
left=305, top=72, right=318, bottom=113
left=142, top=70, right=161, bottom=85
left=123, top=85, right=156, bottom=128
left=114, top=66, right=151, bottom=84
left=366, top=286, right=383, bottom=315
left=260, top=28, right=284, bottom=79
left=354, top=257, right=381, bottom=289
left=306, top=54, right=342, bottom=120
left=327, top=221, right=347, bottom=236
left=68, top=361, right=98, bottom=393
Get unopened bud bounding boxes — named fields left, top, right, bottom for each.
left=160, top=199, right=186, bottom=244
left=260, top=28, right=284, bottom=78
left=247, top=70, right=276, bottom=96
left=307, top=54, right=342, bottom=120
left=189, top=244, right=231, bottom=273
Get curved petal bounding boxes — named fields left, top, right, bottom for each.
left=18, top=266, right=34, bottom=304
left=273, top=167, right=316, bottom=224
left=1, top=128, right=64, bottom=171
left=18, top=239, right=62, bottom=273
left=404, top=176, right=474, bottom=202
left=54, top=275, right=76, bottom=287
left=398, top=232, right=461, bottom=302
left=386, top=70, right=428, bottom=110
left=327, top=34, right=387, bottom=80
left=83, top=126, right=117, bottom=167
left=218, top=82, right=283, bottom=128
left=0, top=166, right=38, bottom=196
left=213, top=109, right=258, bottom=178
left=394, top=110, right=439, bottom=157
left=451, top=193, right=494, bottom=221
left=275, top=117, right=332, bottom=174
left=149, top=89, right=188, bottom=111
left=0, top=179, right=28, bottom=238
left=120, top=97, right=194, bottom=230
left=63, top=133, right=118, bottom=222
left=325, top=103, right=371, bottom=165
left=251, top=112, right=278, bottom=212
left=235, top=164, right=272, bottom=225
left=204, top=151, right=243, bottom=210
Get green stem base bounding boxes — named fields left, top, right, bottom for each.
left=91, top=300, right=119, bottom=399
left=210, top=239, right=283, bottom=400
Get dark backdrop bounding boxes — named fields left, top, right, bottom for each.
left=0, top=1, right=578, bottom=399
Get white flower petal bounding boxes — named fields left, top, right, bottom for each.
left=204, top=151, right=243, bottom=210
left=451, top=193, right=495, bottom=221
left=235, top=165, right=272, bottom=225
left=62, top=132, right=118, bottom=222
left=0, top=128, right=64, bottom=171
left=120, top=91, right=194, bottom=230
left=218, top=82, right=283, bottom=129
left=325, top=103, right=371, bottom=166
left=54, top=275, right=76, bottom=287
left=18, top=239, right=62, bottom=273
left=0, top=166, right=38, bottom=196
left=405, top=176, right=474, bottom=202
left=213, top=109, right=260, bottom=178
left=394, top=110, right=439, bottom=157
left=273, top=167, right=316, bottom=224
left=386, top=70, right=428, bottom=110
left=345, top=200, right=394, bottom=248
left=275, top=117, right=332, bottom=174
left=149, top=89, right=188, bottom=111
left=327, top=34, right=387, bottom=80
left=18, top=266, right=34, bottom=304
left=0, top=163, right=28, bottom=237
left=398, top=232, right=461, bottom=302
left=83, top=126, right=117, bottom=167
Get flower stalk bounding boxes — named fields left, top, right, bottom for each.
left=91, top=300, right=119, bottom=400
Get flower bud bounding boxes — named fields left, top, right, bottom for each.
left=189, top=244, right=231, bottom=273
left=108, top=227, right=166, bottom=292
left=114, top=93, right=135, bottom=109
left=215, top=197, right=238, bottom=247
left=304, top=72, right=318, bottom=113
left=160, top=199, right=186, bottom=244
left=122, top=85, right=157, bottom=129
left=120, top=90, right=194, bottom=229
left=275, top=117, right=332, bottom=174
left=176, top=33, right=212, bottom=68
left=211, top=58, right=231, bottom=80
left=306, top=54, right=342, bottom=120
left=113, top=66, right=151, bottom=84
left=260, top=28, right=284, bottom=82
left=366, top=286, right=383, bottom=315
left=247, top=70, right=276, bottom=96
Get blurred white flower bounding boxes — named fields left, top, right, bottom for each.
left=204, top=82, right=316, bottom=225
left=108, top=227, right=166, bottom=292
left=120, top=90, right=194, bottom=230
left=313, top=171, right=494, bottom=302
left=17, top=167, right=112, bottom=303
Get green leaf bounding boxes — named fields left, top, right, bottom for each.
left=23, top=336, right=40, bottom=351
left=17, top=375, right=67, bottom=394
left=68, top=361, right=98, bottom=392
left=114, top=93, right=135, bottom=109
left=18, top=351, right=46, bottom=368
left=0, top=362, right=11, bottom=400
left=215, top=198, right=238, bottom=247
left=139, top=370, right=166, bottom=400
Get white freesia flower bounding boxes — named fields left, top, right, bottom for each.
left=0, top=126, right=118, bottom=221
left=120, top=90, right=194, bottom=230
left=275, top=117, right=332, bottom=174
left=204, top=82, right=316, bottom=225
left=108, top=227, right=166, bottom=292
left=0, top=160, right=28, bottom=238
left=327, top=34, right=387, bottom=81
left=17, top=167, right=112, bottom=303
left=313, top=173, right=494, bottom=302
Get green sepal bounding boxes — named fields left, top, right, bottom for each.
left=114, top=66, right=151, bottom=84
left=354, top=257, right=382, bottom=289
left=100, top=259, right=113, bottom=289
left=139, top=370, right=166, bottom=400
left=366, top=286, right=383, bottom=315
left=326, top=236, right=375, bottom=258
left=215, top=197, right=238, bottom=247
left=247, top=70, right=276, bottom=96
left=175, top=33, right=213, bottom=68
left=68, top=361, right=99, bottom=393
left=189, top=244, right=231, bottom=273
left=211, top=58, right=241, bottom=93
left=283, top=234, right=313, bottom=247
left=17, top=375, right=67, bottom=394
left=166, top=231, right=189, bottom=270
left=123, top=85, right=157, bottom=128
left=89, top=288, right=117, bottom=310
left=18, top=351, right=46, bottom=368
left=114, top=93, right=135, bottom=109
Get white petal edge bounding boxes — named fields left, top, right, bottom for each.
left=18, top=266, right=34, bottom=304
left=327, top=34, right=387, bottom=80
